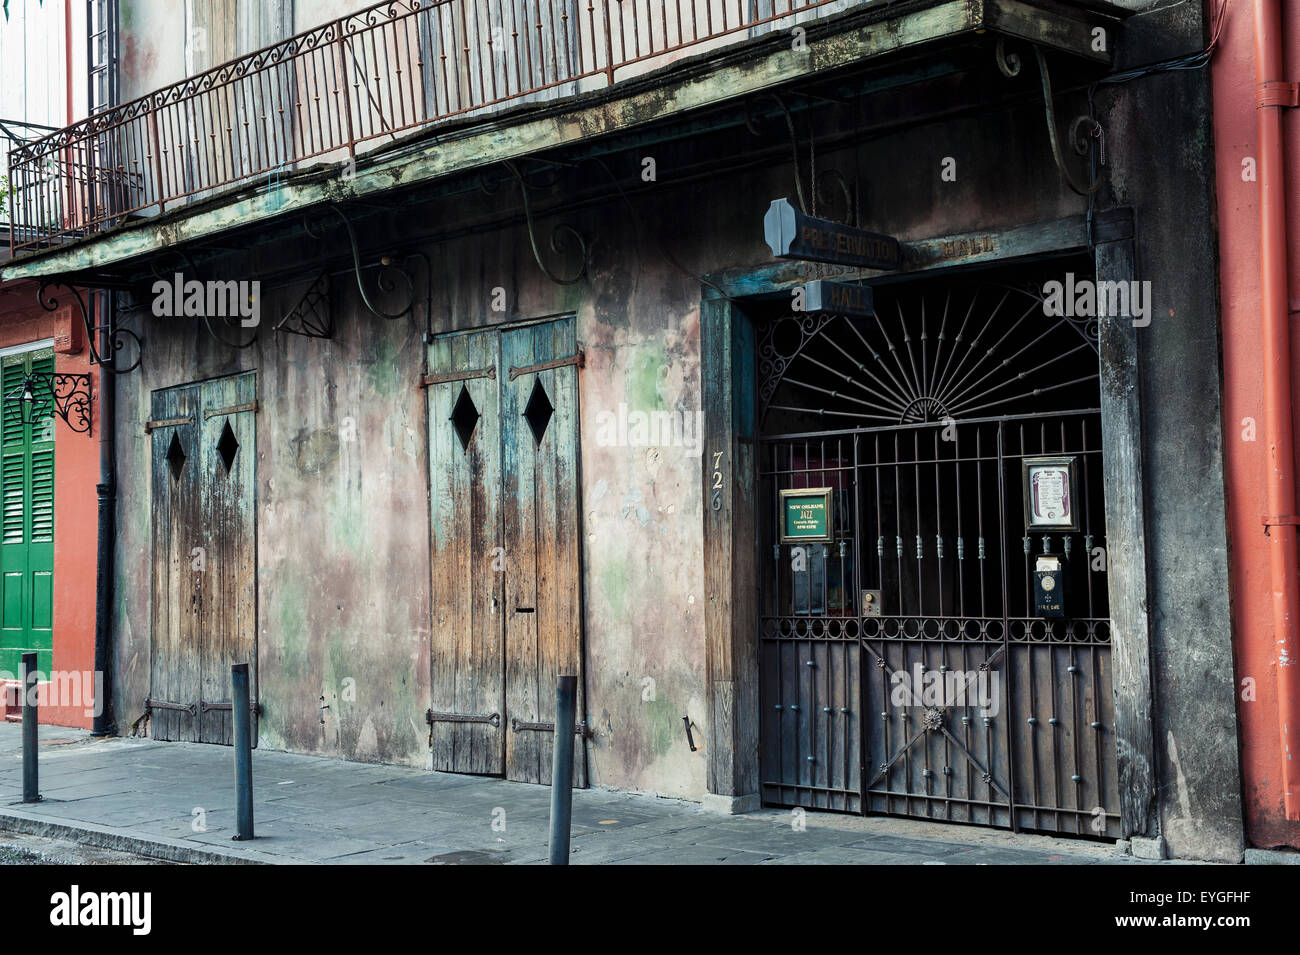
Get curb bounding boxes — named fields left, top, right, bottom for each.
left=0, top=809, right=287, bottom=865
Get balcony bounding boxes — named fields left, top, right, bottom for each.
left=1, top=119, right=58, bottom=259
left=5, top=0, right=865, bottom=256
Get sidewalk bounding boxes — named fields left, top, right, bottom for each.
left=0, top=724, right=1155, bottom=865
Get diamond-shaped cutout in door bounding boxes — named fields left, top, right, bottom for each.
left=166, top=431, right=187, bottom=481
left=451, top=385, right=480, bottom=452
left=523, top=379, right=553, bottom=446
left=217, top=420, right=239, bottom=474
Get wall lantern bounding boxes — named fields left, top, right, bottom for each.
left=3, top=372, right=93, bottom=434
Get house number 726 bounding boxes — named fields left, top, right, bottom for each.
left=711, top=451, right=725, bottom=511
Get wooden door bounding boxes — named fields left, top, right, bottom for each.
left=501, top=319, right=585, bottom=786
left=426, top=318, right=585, bottom=785
left=149, top=372, right=257, bottom=745
left=0, top=349, right=56, bottom=677
left=150, top=382, right=203, bottom=742
left=197, top=372, right=257, bottom=745
left=427, top=329, right=506, bottom=774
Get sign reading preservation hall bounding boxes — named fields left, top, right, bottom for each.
left=764, top=197, right=901, bottom=270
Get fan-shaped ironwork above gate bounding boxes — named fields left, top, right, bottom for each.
left=758, top=282, right=1100, bottom=431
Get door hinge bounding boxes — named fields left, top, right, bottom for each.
left=143, top=415, right=194, bottom=433
left=420, top=366, right=496, bottom=387
left=199, top=700, right=262, bottom=714
left=203, top=400, right=258, bottom=420
left=426, top=709, right=501, bottom=727
left=511, top=717, right=594, bottom=739
left=507, top=350, right=585, bottom=381
left=144, top=697, right=197, bottom=717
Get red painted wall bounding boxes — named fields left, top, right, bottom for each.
left=0, top=278, right=100, bottom=729
left=1213, top=5, right=1300, bottom=850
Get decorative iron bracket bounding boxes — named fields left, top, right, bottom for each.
left=996, top=39, right=1100, bottom=196
left=148, top=249, right=259, bottom=351
left=305, top=205, right=418, bottom=321
left=500, top=160, right=588, bottom=286
left=274, top=270, right=333, bottom=339
left=3, top=371, right=93, bottom=435
left=37, top=281, right=141, bottom=374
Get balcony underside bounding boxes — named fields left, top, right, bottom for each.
left=1, top=0, right=1128, bottom=287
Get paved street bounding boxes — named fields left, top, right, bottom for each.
left=0, top=725, right=1157, bottom=865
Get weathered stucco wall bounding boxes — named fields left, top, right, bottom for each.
left=102, top=6, right=1244, bottom=850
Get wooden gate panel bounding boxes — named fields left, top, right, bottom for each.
left=761, top=628, right=860, bottom=812
left=427, top=329, right=505, bottom=775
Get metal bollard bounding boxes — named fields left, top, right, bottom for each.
left=21, top=652, right=39, bottom=803
left=232, top=663, right=254, bottom=840
left=548, top=675, right=577, bottom=865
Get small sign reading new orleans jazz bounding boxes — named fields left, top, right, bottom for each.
left=764, top=198, right=901, bottom=270
left=780, top=488, right=834, bottom=543
left=1022, top=456, right=1078, bottom=531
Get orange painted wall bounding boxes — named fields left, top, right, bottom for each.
left=0, top=279, right=100, bottom=729
left=1212, top=5, right=1300, bottom=850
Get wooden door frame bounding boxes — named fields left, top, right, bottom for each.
left=700, top=209, right=1158, bottom=838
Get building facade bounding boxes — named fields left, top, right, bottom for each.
left=0, top=0, right=1255, bottom=861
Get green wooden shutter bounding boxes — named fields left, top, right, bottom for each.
left=0, top=349, right=55, bottom=676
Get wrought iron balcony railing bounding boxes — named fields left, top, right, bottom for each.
left=1, top=119, right=58, bottom=245
left=6, top=0, right=855, bottom=256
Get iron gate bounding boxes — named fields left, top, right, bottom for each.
left=757, top=275, right=1121, bottom=838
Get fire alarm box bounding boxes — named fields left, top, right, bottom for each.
left=1034, top=556, right=1064, bottom=618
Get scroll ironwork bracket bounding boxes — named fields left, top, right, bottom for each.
left=37, top=281, right=142, bottom=374
left=995, top=39, right=1100, bottom=197
left=305, top=204, right=416, bottom=320
left=2, top=371, right=93, bottom=435
left=145, top=248, right=259, bottom=351
left=502, top=160, right=587, bottom=286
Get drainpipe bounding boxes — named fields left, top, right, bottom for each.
left=91, top=296, right=115, bottom=737
left=1254, top=0, right=1300, bottom=819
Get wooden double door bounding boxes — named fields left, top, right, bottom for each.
left=426, top=317, right=586, bottom=785
left=148, top=372, right=257, bottom=744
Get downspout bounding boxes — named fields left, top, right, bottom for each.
left=91, top=300, right=115, bottom=736
left=1254, top=0, right=1300, bottom=819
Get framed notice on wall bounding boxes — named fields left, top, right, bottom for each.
left=780, top=487, right=834, bottom=543
left=1022, top=456, right=1079, bottom=531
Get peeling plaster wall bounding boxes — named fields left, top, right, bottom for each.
left=109, top=193, right=712, bottom=795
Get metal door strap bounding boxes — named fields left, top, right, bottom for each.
left=507, top=350, right=585, bottom=381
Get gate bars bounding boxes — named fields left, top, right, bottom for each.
left=759, top=409, right=1120, bottom=837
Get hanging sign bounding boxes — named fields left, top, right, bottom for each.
left=803, top=279, right=873, bottom=317
left=780, top=487, right=834, bottom=543
left=764, top=197, right=901, bottom=270
left=1022, top=456, right=1079, bottom=531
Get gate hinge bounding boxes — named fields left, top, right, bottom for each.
left=1258, top=81, right=1300, bottom=108
left=510, top=717, right=594, bottom=739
